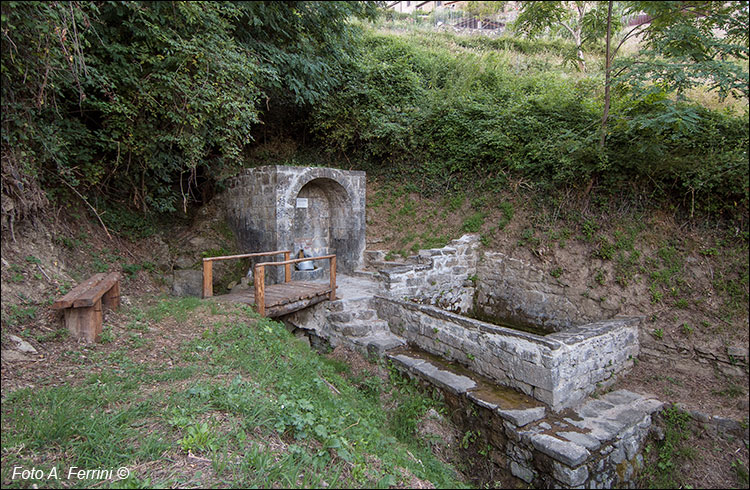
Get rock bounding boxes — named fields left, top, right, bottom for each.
left=172, top=270, right=203, bottom=297
left=1, top=350, right=35, bottom=362
left=558, top=431, right=601, bottom=451
left=188, top=236, right=207, bottom=248
left=9, top=335, right=37, bottom=354
left=230, top=281, right=250, bottom=293
left=150, top=236, right=172, bottom=269
left=497, top=406, right=547, bottom=427
left=552, top=461, right=589, bottom=487
left=510, top=461, right=534, bottom=483
left=294, top=331, right=311, bottom=348
left=530, top=433, right=590, bottom=467
left=726, top=345, right=748, bottom=362
left=174, top=255, right=196, bottom=269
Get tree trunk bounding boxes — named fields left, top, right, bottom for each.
left=599, top=1, right=613, bottom=149
left=574, top=30, right=586, bottom=72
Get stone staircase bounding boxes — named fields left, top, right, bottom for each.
left=325, top=295, right=405, bottom=356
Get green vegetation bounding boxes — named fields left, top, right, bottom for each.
left=1, top=1, right=378, bottom=225
left=462, top=212, right=486, bottom=233
left=641, top=405, right=695, bottom=488
left=2, top=2, right=747, bottom=241
left=1, top=300, right=464, bottom=488
left=2, top=304, right=38, bottom=327
left=497, top=201, right=514, bottom=230
left=312, top=25, right=748, bottom=220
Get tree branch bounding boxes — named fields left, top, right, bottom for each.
left=61, top=180, right=113, bottom=241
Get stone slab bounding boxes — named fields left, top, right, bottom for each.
left=363, top=334, right=405, bottom=356
left=412, top=361, right=476, bottom=395
left=557, top=431, right=601, bottom=451
left=530, top=433, right=590, bottom=467
left=497, top=406, right=546, bottom=427
left=388, top=354, right=425, bottom=371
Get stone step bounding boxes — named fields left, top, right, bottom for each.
left=338, top=323, right=372, bottom=337
left=327, top=308, right=376, bottom=324
left=367, top=319, right=391, bottom=333
left=349, top=269, right=382, bottom=281
left=330, top=319, right=391, bottom=338
left=327, top=300, right=346, bottom=312
left=352, top=333, right=406, bottom=357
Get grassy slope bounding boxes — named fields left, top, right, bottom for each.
left=1, top=295, right=465, bottom=488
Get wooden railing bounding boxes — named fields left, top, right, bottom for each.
left=202, top=250, right=291, bottom=298
left=253, top=255, right=336, bottom=316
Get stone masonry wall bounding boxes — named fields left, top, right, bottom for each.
left=374, top=297, right=640, bottom=411
left=224, top=167, right=278, bottom=255
left=476, top=251, right=619, bottom=333
left=379, top=237, right=617, bottom=332
left=390, top=350, right=664, bottom=489
left=380, top=234, right=479, bottom=313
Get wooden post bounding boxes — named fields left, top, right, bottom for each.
left=284, top=251, right=291, bottom=282
left=329, top=256, right=337, bottom=301
left=254, top=264, right=265, bottom=316
left=64, top=300, right=103, bottom=343
left=102, top=280, right=120, bottom=310
left=202, top=259, right=213, bottom=298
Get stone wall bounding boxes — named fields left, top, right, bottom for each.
left=224, top=167, right=278, bottom=257
left=389, top=349, right=664, bottom=489
left=379, top=234, right=479, bottom=313
left=475, top=251, right=619, bottom=333
left=374, top=296, right=640, bottom=411
left=378, top=236, right=617, bottom=332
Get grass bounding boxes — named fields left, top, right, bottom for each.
left=461, top=212, right=485, bottom=233
left=641, top=405, right=694, bottom=488
left=2, top=304, right=38, bottom=327
left=0, top=299, right=465, bottom=489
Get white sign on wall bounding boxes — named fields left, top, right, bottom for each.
left=296, top=198, right=309, bottom=209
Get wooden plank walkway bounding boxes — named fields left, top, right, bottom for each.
left=208, top=281, right=333, bottom=318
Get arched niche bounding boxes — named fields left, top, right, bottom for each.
left=289, top=178, right=351, bottom=280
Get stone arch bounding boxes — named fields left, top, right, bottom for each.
left=290, top=177, right=350, bottom=260
left=277, top=167, right=365, bottom=275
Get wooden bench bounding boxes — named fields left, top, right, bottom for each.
left=51, top=272, right=121, bottom=342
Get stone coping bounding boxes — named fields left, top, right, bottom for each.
left=377, top=296, right=641, bottom=351
left=386, top=347, right=665, bottom=488
left=376, top=295, right=563, bottom=349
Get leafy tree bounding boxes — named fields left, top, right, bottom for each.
left=600, top=1, right=749, bottom=147
left=1, top=1, right=378, bottom=229
left=613, top=1, right=749, bottom=101
left=230, top=1, right=379, bottom=107
left=463, top=1, right=507, bottom=20
left=513, top=1, right=619, bottom=72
